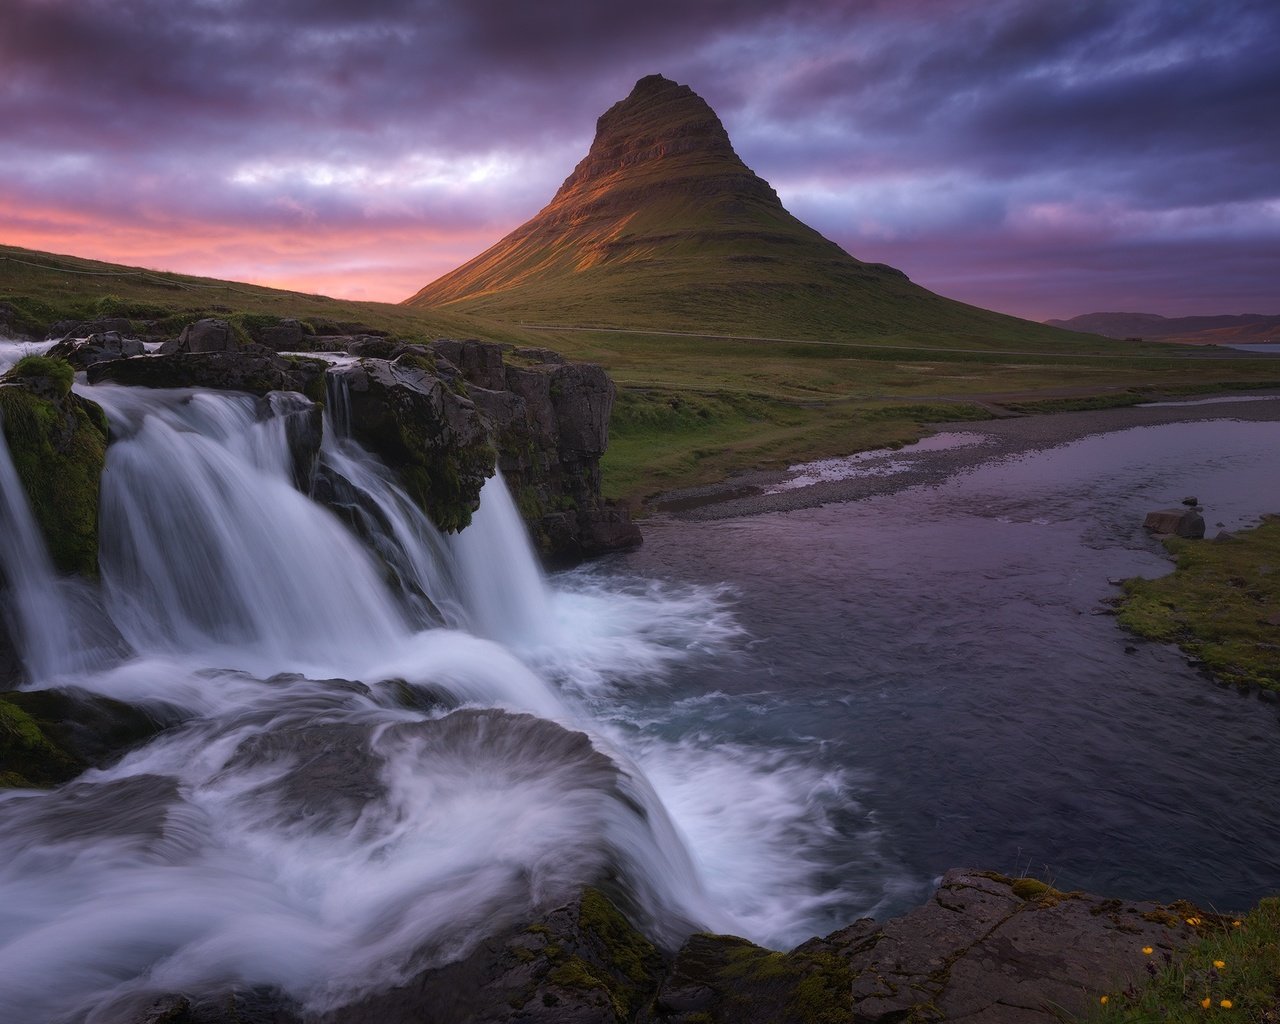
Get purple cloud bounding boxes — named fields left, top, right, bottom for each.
left=1, top=0, right=1276, bottom=315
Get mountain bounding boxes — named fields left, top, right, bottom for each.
left=405, top=75, right=1070, bottom=343
left=1047, top=311, right=1280, bottom=344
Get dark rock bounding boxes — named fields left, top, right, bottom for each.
left=163, top=318, right=241, bottom=354
left=258, top=319, right=308, bottom=351
left=1182, top=496, right=1199, bottom=506
left=330, top=353, right=495, bottom=531
left=46, top=330, right=146, bottom=368
left=99, top=986, right=303, bottom=1023
left=345, top=335, right=404, bottom=359
left=88, top=350, right=328, bottom=403
left=1, top=687, right=169, bottom=777
left=259, top=391, right=323, bottom=493
left=430, top=338, right=508, bottom=391
left=49, top=316, right=133, bottom=339
left=0, top=360, right=108, bottom=576
left=323, top=887, right=664, bottom=1024
left=1143, top=508, right=1205, bottom=539
left=468, top=350, right=640, bottom=563
left=840, top=870, right=1214, bottom=1024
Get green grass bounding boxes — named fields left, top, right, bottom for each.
left=1091, top=899, right=1280, bottom=1022
left=0, top=243, right=531, bottom=346
left=7, top=243, right=1280, bottom=507
left=1118, top=517, right=1280, bottom=691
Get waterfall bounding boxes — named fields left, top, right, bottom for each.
left=448, top=472, right=554, bottom=644
left=0, top=413, right=83, bottom=680
left=0, top=379, right=741, bottom=1022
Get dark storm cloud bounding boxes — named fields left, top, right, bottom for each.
left=2, top=0, right=1276, bottom=313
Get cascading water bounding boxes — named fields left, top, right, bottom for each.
left=0, top=374, right=844, bottom=1022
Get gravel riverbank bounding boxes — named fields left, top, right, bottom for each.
left=649, top=393, right=1280, bottom=521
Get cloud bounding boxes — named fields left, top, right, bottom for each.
left=3, top=0, right=1277, bottom=313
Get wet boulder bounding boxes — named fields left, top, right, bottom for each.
left=330, top=353, right=496, bottom=532
left=0, top=355, right=108, bottom=576
left=0, top=687, right=168, bottom=788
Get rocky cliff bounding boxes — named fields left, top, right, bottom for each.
left=27, top=317, right=638, bottom=563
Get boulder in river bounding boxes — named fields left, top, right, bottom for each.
left=1144, top=508, right=1206, bottom=539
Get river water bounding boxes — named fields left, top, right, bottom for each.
left=597, top=418, right=1280, bottom=938
left=0, top=355, right=1278, bottom=1019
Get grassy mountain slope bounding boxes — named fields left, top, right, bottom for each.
left=0, top=243, right=528, bottom=345
left=405, top=75, right=1074, bottom=345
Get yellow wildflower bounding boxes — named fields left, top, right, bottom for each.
left=1142, top=946, right=1154, bottom=955
left=1201, top=997, right=1212, bottom=1009
left=1186, top=916, right=1202, bottom=926
left=1232, top=919, right=1242, bottom=927
left=1099, top=995, right=1109, bottom=1005
left=1214, top=959, right=1226, bottom=969
left=1220, top=999, right=1233, bottom=1009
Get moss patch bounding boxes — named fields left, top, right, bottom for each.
left=0, top=698, right=81, bottom=787
left=664, top=931, right=852, bottom=1024
left=1118, top=516, right=1280, bottom=691
left=0, top=376, right=108, bottom=577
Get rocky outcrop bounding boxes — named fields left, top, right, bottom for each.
left=0, top=355, right=108, bottom=576
left=328, top=352, right=496, bottom=533
left=32, top=322, right=633, bottom=560
left=46, top=330, right=146, bottom=368
left=113, top=871, right=1217, bottom=1023
left=160, top=317, right=241, bottom=354
left=327, top=338, right=640, bottom=556
left=430, top=339, right=641, bottom=560
left=88, top=348, right=328, bottom=403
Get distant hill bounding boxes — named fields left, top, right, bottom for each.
left=405, top=75, right=1074, bottom=344
left=1047, top=312, right=1280, bottom=345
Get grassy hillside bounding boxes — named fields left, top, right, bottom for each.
left=0, top=243, right=528, bottom=345
left=6, top=243, right=1279, bottom=508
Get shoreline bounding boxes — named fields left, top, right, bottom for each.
left=646, top=392, right=1280, bottom=521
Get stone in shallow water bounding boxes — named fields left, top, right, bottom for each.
left=1143, top=507, right=1205, bottom=538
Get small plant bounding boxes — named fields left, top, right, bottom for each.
left=1093, top=899, right=1279, bottom=1021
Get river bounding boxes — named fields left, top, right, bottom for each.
left=0, top=357, right=1277, bottom=1019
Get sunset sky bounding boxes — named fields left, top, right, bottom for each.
left=3, top=0, right=1277, bottom=322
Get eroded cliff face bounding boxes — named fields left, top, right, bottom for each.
left=430, top=338, right=641, bottom=562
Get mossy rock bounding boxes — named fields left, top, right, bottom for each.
left=0, top=362, right=108, bottom=576
left=0, top=697, right=81, bottom=787
left=655, top=930, right=853, bottom=1023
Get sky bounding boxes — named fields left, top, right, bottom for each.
left=2, top=0, right=1277, bottom=322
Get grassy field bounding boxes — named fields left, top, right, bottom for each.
left=520, top=324, right=1280, bottom=503
left=5, top=243, right=1280, bottom=507
left=1119, top=516, right=1280, bottom=692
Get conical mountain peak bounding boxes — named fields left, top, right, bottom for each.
left=405, top=77, right=1061, bottom=343
left=554, top=75, right=749, bottom=194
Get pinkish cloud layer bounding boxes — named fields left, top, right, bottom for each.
left=3, top=0, right=1277, bottom=319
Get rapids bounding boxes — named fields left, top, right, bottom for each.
left=0, top=376, right=779, bottom=1021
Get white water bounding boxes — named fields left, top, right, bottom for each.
left=0, top=378, right=841, bottom=1021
